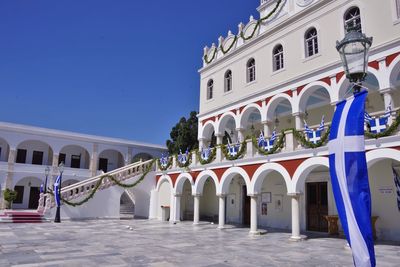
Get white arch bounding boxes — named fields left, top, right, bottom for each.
left=297, top=81, right=332, bottom=113
left=250, top=163, right=292, bottom=195
left=366, top=148, right=400, bottom=168
left=200, top=120, right=216, bottom=140
left=219, top=167, right=251, bottom=195
left=216, top=111, right=238, bottom=135
left=16, top=139, right=54, bottom=155
left=292, top=157, right=330, bottom=193
left=266, top=93, right=294, bottom=121
left=337, top=69, right=381, bottom=100
left=174, top=172, right=194, bottom=195
left=239, top=103, right=264, bottom=129
left=156, top=174, right=173, bottom=192
left=388, top=54, right=400, bottom=88
left=193, top=170, right=219, bottom=195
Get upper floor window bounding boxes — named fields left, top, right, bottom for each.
left=224, top=70, right=232, bottom=92
left=344, top=7, right=362, bottom=32
left=207, top=79, right=213, bottom=100
left=247, top=58, right=256, bottom=83
left=273, top=44, right=284, bottom=71
left=305, top=28, right=318, bottom=57
left=396, top=0, right=400, bottom=19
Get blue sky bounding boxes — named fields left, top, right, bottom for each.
left=0, top=0, right=257, bottom=146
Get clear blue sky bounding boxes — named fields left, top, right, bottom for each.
left=0, top=0, right=257, bottom=146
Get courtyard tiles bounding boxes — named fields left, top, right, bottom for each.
left=0, top=219, right=399, bottom=266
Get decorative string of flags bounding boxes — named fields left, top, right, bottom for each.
left=364, top=105, right=391, bottom=134
left=393, top=168, right=400, bottom=212
left=258, top=130, right=277, bottom=151
left=159, top=153, right=169, bottom=168
left=200, top=146, right=212, bottom=161
left=304, top=115, right=325, bottom=144
left=227, top=141, right=241, bottom=157
left=177, top=149, right=189, bottom=164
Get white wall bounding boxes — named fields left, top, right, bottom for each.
left=17, top=141, right=52, bottom=165
left=199, top=179, right=219, bottom=221
left=60, top=145, right=90, bottom=169
left=226, top=176, right=244, bottom=224
left=157, top=180, right=172, bottom=220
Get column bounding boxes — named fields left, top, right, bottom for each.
left=216, top=134, right=223, bottom=162
left=218, top=194, right=226, bottom=229
left=52, top=153, right=59, bottom=168
left=236, top=128, right=245, bottom=142
left=288, top=193, right=305, bottom=241
left=198, top=138, right=205, bottom=150
left=125, top=147, right=133, bottom=166
left=193, top=194, right=200, bottom=225
left=172, top=193, right=181, bottom=223
left=293, top=112, right=304, bottom=130
left=262, top=121, right=272, bottom=137
left=2, top=149, right=16, bottom=209
left=89, top=143, right=98, bottom=176
left=249, top=194, right=259, bottom=235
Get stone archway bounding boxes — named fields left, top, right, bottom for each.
left=13, top=176, right=43, bottom=210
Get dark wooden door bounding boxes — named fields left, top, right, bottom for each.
left=28, top=187, right=40, bottom=209
left=99, top=158, right=108, bottom=172
left=242, top=186, right=250, bottom=225
left=307, top=182, right=328, bottom=232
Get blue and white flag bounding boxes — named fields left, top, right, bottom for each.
left=201, top=146, right=211, bottom=161
left=259, top=130, right=277, bottom=152
left=258, top=131, right=265, bottom=147
left=304, top=116, right=325, bottom=144
left=365, top=105, right=391, bottom=134
left=160, top=153, right=169, bottom=167
left=40, top=184, right=44, bottom=194
left=178, top=149, right=189, bottom=164
left=329, top=90, right=375, bottom=267
left=227, top=142, right=240, bottom=156
left=54, top=175, right=61, bottom=208
left=393, top=168, right=400, bottom=212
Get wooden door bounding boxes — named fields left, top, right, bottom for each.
left=242, top=186, right=250, bottom=225
left=28, top=187, right=40, bottom=209
left=307, top=182, right=328, bottom=232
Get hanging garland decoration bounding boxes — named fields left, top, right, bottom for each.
left=203, top=0, right=282, bottom=64
left=292, top=127, right=331, bottom=149
left=221, top=140, right=247, bottom=161
left=157, top=157, right=172, bottom=171
left=48, top=160, right=156, bottom=207
left=252, top=131, right=286, bottom=155
left=197, top=147, right=216, bottom=165
left=365, top=111, right=400, bottom=139
left=176, top=152, right=192, bottom=168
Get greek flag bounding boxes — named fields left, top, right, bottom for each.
left=329, top=90, right=375, bottom=267
left=258, top=131, right=265, bottom=147
left=365, top=105, right=391, bottom=134
left=178, top=149, right=189, bottom=164
left=160, top=153, right=169, bottom=167
left=40, top=184, right=44, bottom=194
left=201, top=146, right=211, bottom=160
left=393, top=168, right=400, bottom=212
left=227, top=142, right=239, bottom=156
left=304, top=116, right=325, bottom=144
left=54, top=175, right=61, bottom=208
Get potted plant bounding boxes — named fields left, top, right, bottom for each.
left=3, top=189, right=17, bottom=209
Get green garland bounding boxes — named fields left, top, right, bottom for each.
left=176, top=152, right=192, bottom=168
left=292, top=127, right=331, bottom=149
left=203, top=0, right=282, bottom=64
left=365, top=111, right=400, bottom=139
left=157, top=157, right=172, bottom=171
left=197, top=147, right=216, bottom=165
left=252, top=131, right=286, bottom=155
left=48, top=160, right=155, bottom=207
left=222, top=140, right=247, bottom=161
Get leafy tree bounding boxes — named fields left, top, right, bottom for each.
left=4, top=188, right=17, bottom=209
left=166, top=111, right=198, bottom=154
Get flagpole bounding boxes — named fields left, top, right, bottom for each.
left=54, top=163, right=64, bottom=223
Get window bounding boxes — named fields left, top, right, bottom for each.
left=14, top=186, right=24, bottom=204
left=99, top=158, right=108, bottom=172
left=305, top=28, right=318, bottom=57
left=344, top=7, right=361, bottom=32
left=224, top=70, right=232, bottom=92
left=59, top=153, right=66, bottom=165
left=397, top=0, right=400, bottom=19
left=32, top=151, right=43, bottom=165
left=16, top=149, right=27, bottom=164
left=207, top=79, right=213, bottom=100
left=71, top=155, right=81, bottom=168
left=247, top=58, right=256, bottom=83
left=273, top=44, right=284, bottom=71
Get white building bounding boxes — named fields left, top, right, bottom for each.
left=0, top=121, right=166, bottom=218
left=154, top=0, right=400, bottom=241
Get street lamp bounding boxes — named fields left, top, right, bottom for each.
left=54, top=162, right=64, bottom=223
left=44, top=166, right=50, bottom=194
left=336, top=26, right=373, bottom=93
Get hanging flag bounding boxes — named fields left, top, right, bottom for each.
left=54, top=175, right=61, bottom=208
left=365, top=105, right=391, bottom=134
left=40, top=184, right=44, bottom=194
left=258, top=131, right=265, bottom=147
left=263, top=130, right=277, bottom=152
left=160, top=153, right=169, bottom=167
left=304, top=116, right=325, bottom=144
left=201, top=146, right=211, bottom=161
left=393, top=168, right=400, bottom=212
left=328, top=90, right=375, bottom=267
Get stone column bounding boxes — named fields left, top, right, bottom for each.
left=8, top=149, right=16, bottom=164
left=198, top=138, right=205, bottom=150
left=236, top=128, right=245, bottom=142
left=216, top=134, right=223, bottom=162
left=125, top=147, right=133, bottom=165
left=193, top=194, right=200, bottom=225
left=262, top=121, right=272, bottom=137
left=172, top=194, right=181, bottom=223
left=288, top=193, right=305, bottom=241
left=89, top=144, right=98, bottom=176
left=218, top=194, right=226, bottom=229
left=293, top=112, right=304, bottom=130
left=249, top=194, right=259, bottom=235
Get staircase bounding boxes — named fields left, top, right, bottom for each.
left=39, top=159, right=154, bottom=212
left=0, top=210, right=48, bottom=223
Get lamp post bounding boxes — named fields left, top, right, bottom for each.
left=44, top=166, right=50, bottom=194
left=54, top=162, right=64, bottom=223
left=336, top=26, right=373, bottom=93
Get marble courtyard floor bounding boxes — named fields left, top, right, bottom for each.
left=0, top=219, right=399, bottom=266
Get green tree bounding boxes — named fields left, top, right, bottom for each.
left=166, top=111, right=198, bottom=154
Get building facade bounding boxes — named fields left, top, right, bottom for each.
left=0, top=121, right=166, bottom=212
left=154, top=0, right=400, bottom=241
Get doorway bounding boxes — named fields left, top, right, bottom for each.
left=242, top=186, right=250, bottom=225
left=28, top=187, right=40, bottom=209
left=306, top=182, right=328, bottom=232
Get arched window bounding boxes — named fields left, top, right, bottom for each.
left=273, top=44, right=284, bottom=71
left=224, top=70, right=232, bottom=92
left=207, top=79, right=213, bottom=100
left=247, top=58, right=256, bottom=83
left=305, top=28, right=318, bottom=57
left=344, top=7, right=361, bottom=32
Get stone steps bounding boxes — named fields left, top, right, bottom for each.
left=0, top=210, right=49, bottom=223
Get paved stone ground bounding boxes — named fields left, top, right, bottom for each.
left=0, top=219, right=399, bottom=266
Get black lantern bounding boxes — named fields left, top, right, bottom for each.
left=336, top=26, right=373, bottom=90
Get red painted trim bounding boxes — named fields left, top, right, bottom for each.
left=386, top=52, right=400, bottom=67
left=279, top=158, right=307, bottom=178
left=190, top=171, right=200, bottom=182
left=156, top=175, right=161, bottom=184
left=255, top=100, right=263, bottom=107
left=169, top=173, right=179, bottom=187
left=217, top=114, right=222, bottom=120
left=201, top=117, right=215, bottom=126
left=336, top=72, right=345, bottom=83
left=368, top=61, right=379, bottom=70
left=297, top=85, right=305, bottom=95
left=319, top=77, right=331, bottom=86
left=265, top=96, right=272, bottom=106
left=239, top=106, right=245, bottom=114
left=284, top=90, right=293, bottom=97
left=242, top=164, right=262, bottom=180
left=214, top=168, right=228, bottom=181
